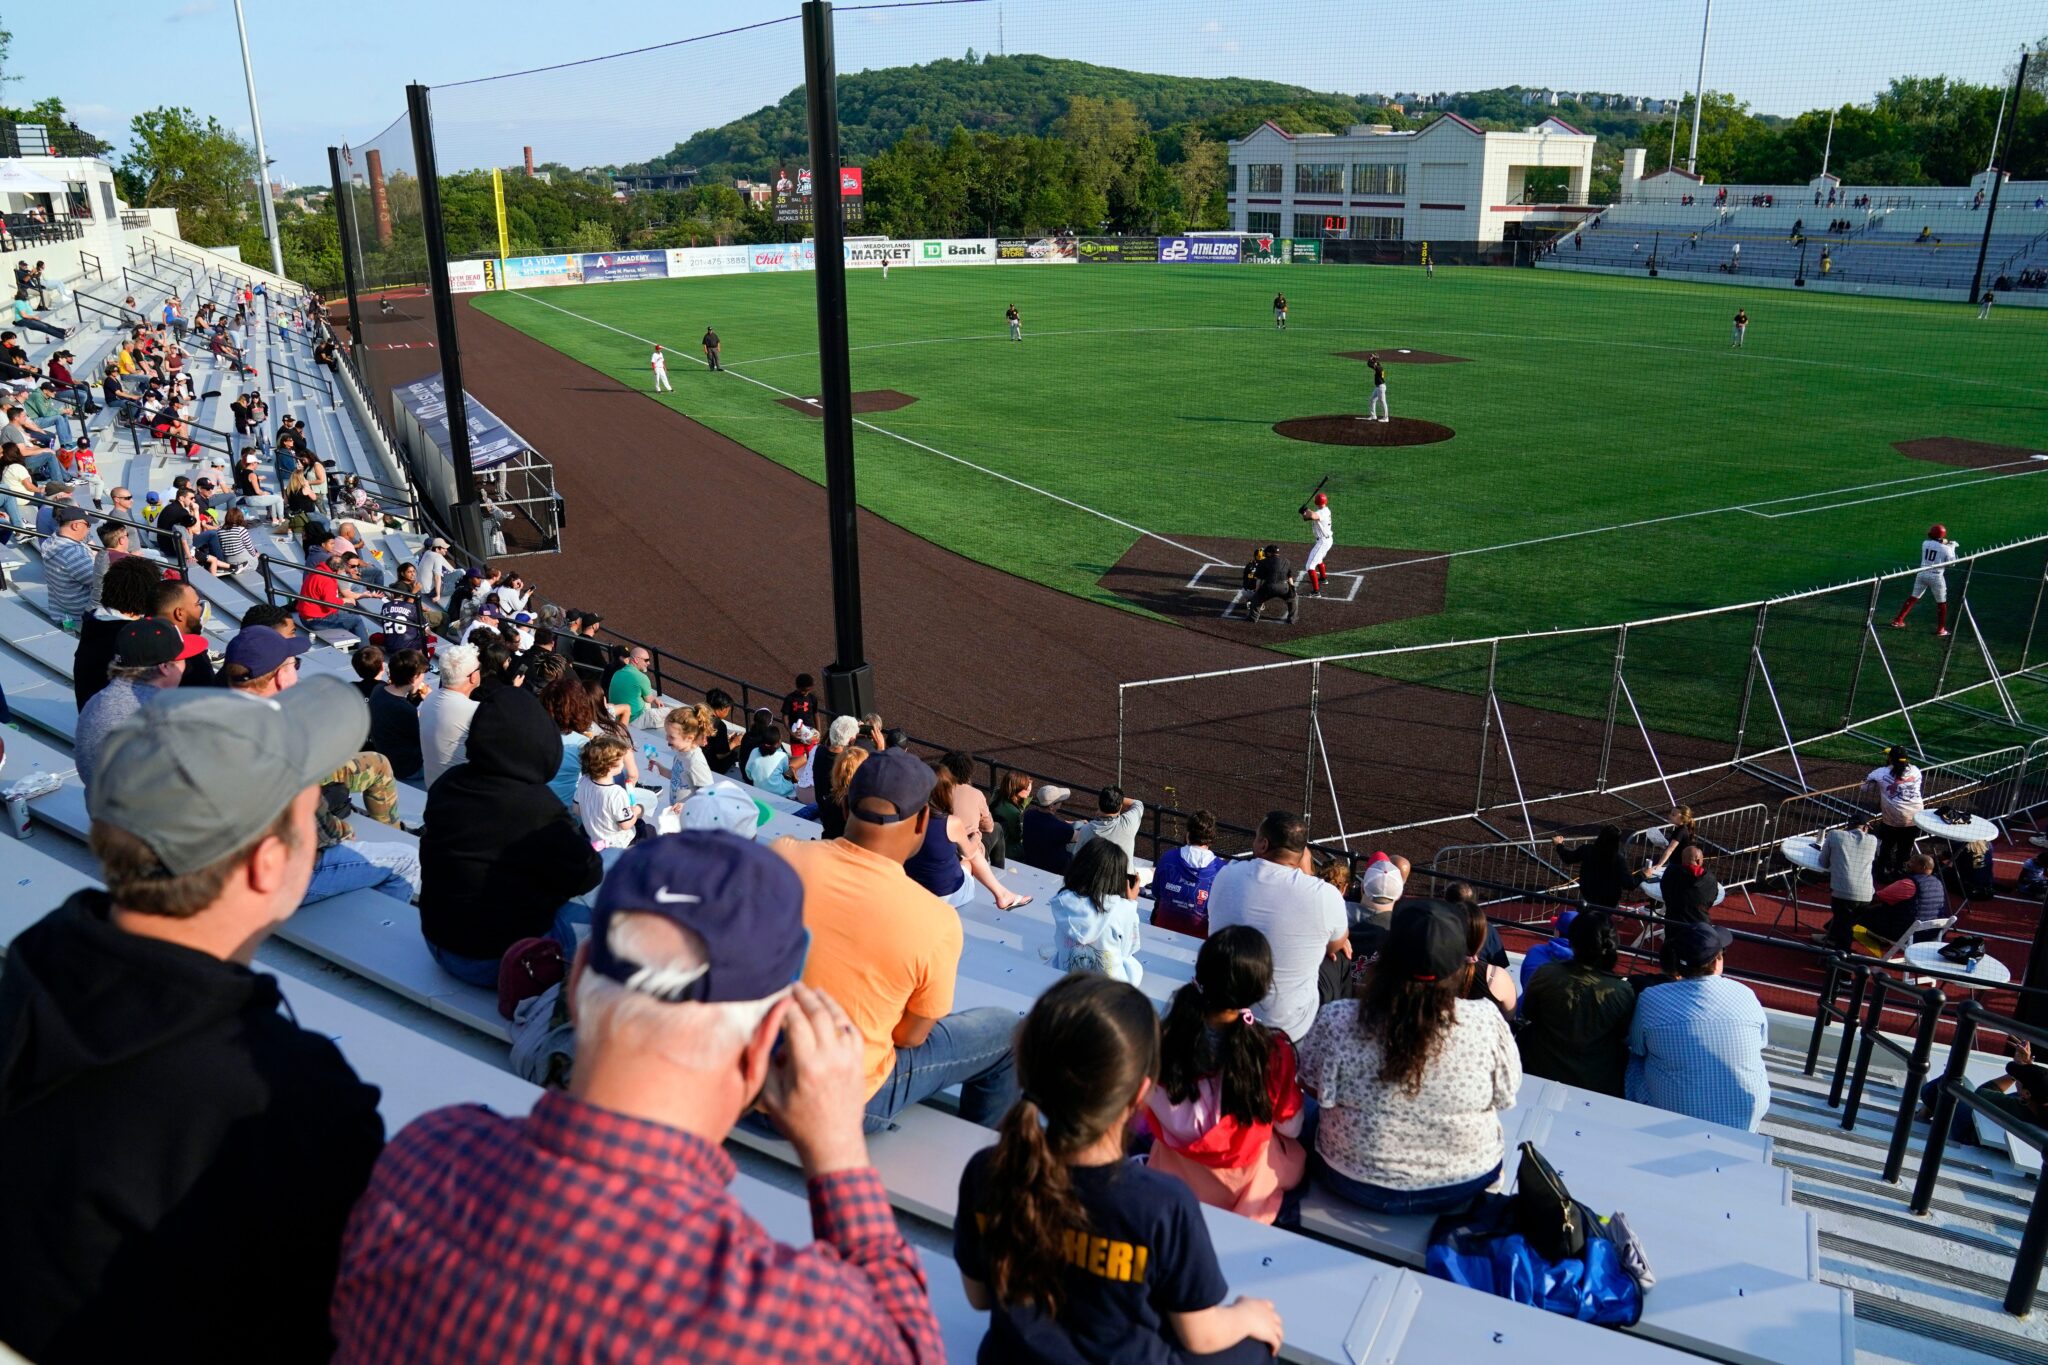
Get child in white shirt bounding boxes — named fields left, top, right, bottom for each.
left=573, top=735, right=642, bottom=849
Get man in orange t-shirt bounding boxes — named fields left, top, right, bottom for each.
left=776, top=749, right=1017, bottom=1133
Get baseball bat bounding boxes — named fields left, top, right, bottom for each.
left=1298, top=474, right=1330, bottom=515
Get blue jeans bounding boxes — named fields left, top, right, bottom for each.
left=1314, top=1156, right=1501, bottom=1217
left=192, top=529, right=224, bottom=562
left=23, top=450, right=62, bottom=483
left=239, top=492, right=285, bottom=521
left=864, top=1005, right=1020, bottom=1134
left=301, top=841, right=421, bottom=908
left=427, top=902, right=590, bottom=989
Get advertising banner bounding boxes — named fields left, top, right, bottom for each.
left=501, top=254, right=583, bottom=289
left=917, top=238, right=997, bottom=265
left=746, top=242, right=818, bottom=273
left=1242, top=235, right=1291, bottom=264
left=666, top=245, right=751, bottom=277
left=996, top=236, right=1077, bottom=264
left=447, top=259, right=493, bottom=294
left=391, top=374, right=531, bottom=471
left=1159, top=236, right=1242, bottom=264
left=579, top=250, right=669, bottom=283
left=1288, top=239, right=1322, bottom=264
left=1075, top=237, right=1160, bottom=264
left=846, top=239, right=918, bottom=268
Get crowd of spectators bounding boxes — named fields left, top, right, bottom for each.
left=0, top=315, right=1986, bottom=1358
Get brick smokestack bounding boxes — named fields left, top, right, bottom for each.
left=524, top=146, right=534, bottom=177
left=366, top=148, right=392, bottom=247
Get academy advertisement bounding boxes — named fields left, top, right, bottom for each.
left=578, top=250, right=669, bottom=282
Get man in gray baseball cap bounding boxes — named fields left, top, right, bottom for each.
left=0, top=674, right=384, bottom=1360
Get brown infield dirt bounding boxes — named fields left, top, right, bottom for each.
left=1275, top=416, right=1456, bottom=447
left=775, top=389, right=918, bottom=417
left=343, top=296, right=1859, bottom=861
left=1335, top=349, right=1470, bottom=364
left=1098, top=534, right=1447, bottom=645
left=1893, top=436, right=2048, bottom=469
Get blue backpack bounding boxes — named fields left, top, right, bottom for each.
left=1426, top=1192, right=1645, bottom=1326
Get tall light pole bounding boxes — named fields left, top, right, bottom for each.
left=232, top=0, right=285, bottom=278
left=1686, top=0, right=1713, bottom=175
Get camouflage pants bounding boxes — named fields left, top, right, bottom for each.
left=328, top=750, right=399, bottom=828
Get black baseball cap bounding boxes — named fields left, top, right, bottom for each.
left=1384, top=900, right=1468, bottom=984
left=845, top=748, right=934, bottom=825
left=112, top=618, right=207, bottom=667
left=1670, top=921, right=1736, bottom=974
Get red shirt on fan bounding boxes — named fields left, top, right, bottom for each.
left=298, top=566, right=343, bottom=622
left=1139, top=1030, right=1307, bottom=1224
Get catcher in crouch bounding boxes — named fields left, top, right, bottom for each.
left=1237, top=544, right=1298, bottom=624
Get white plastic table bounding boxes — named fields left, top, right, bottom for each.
left=1903, top=942, right=2012, bottom=990
left=1779, top=836, right=1827, bottom=875
left=1913, top=810, right=2000, bottom=844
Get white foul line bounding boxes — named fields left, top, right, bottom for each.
left=504, top=290, right=1228, bottom=567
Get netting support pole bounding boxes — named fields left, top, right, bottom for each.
left=1753, top=648, right=1809, bottom=792
left=1472, top=640, right=1499, bottom=816
left=1730, top=602, right=1771, bottom=764
left=2023, top=548, right=2048, bottom=672
left=1302, top=662, right=1321, bottom=822
left=1932, top=557, right=1975, bottom=696
left=1868, top=624, right=1926, bottom=757
left=1841, top=575, right=1883, bottom=730
left=1966, top=605, right=2023, bottom=726
left=1968, top=50, right=2027, bottom=307
left=1115, top=684, right=1126, bottom=789
left=802, top=0, right=875, bottom=722
left=405, top=83, right=488, bottom=564
left=1596, top=625, right=1628, bottom=792
left=326, top=146, right=365, bottom=368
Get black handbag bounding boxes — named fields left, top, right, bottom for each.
left=1512, top=1142, right=1587, bottom=1261
left=1938, top=934, right=1987, bottom=965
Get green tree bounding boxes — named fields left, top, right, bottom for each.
left=563, top=219, right=616, bottom=252
left=120, top=107, right=261, bottom=246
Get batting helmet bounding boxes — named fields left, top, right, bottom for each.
left=1929, top=523, right=1947, bottom=540
left=1314, top=492, right=1329, bottom=507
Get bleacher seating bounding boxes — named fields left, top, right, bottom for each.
left=10, top=244, right=2048, bottom=1362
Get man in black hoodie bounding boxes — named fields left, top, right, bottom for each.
left=0, top=678, right=385, bottom=1363
left=419, top=684, right=606, bottom=985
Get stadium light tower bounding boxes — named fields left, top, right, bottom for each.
left=231, top=0, right=285, bottom=278
left=1685, top=0, right=1713, bottom=176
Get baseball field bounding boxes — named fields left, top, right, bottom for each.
left=471, top=262, right=2047, bottom=761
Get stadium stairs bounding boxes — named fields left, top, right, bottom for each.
left=3, top=266, right=2047, bottom=1363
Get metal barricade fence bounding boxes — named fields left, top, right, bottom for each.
left=1421, top=840, right=1573, bottom=921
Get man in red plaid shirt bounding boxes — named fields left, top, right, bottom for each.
left=331, top=831, right=944, bottom=1363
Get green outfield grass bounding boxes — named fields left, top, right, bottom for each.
left=472, top=263, right=2048, bottom=754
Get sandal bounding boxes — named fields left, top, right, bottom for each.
left=996, top=895, right=1033, bottom=911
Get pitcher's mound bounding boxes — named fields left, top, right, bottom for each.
left=1336, top=349, right=1470, bottom=365
left=1893, top=437, right=2048, bottom=470
left=1275, top=416, right=1454, bottom=447
left=776, top=390, right=918, bottom=417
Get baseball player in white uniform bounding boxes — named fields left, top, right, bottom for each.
left=1301, top=491, right=1333, bottom=593
left=1891, top=523, right=1958, bottom=636
left=650, top=345, right=672, bottom=393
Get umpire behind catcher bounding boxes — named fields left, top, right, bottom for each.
left=1239, top=544, right=1297, bottom=624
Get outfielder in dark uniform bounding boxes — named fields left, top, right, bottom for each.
left=1239, top=544, right=1297, bottom=624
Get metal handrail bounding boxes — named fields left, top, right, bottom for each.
left=1838, top=968, right=1950, bottom=1182
left=1912, top=998, right=2048, bottom=1315
left=254, top=552, right=430, bottom=632
left=267, top=351, right=335, bottom=403
left=5, top=488, right=189, bottom=575
left=77, top=251, right=103, bottom=283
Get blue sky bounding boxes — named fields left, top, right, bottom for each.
left=9, top=0, right=2037, bottom=183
